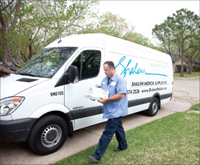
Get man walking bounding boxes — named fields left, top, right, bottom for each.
left=88, top=61, right=128, bottom=163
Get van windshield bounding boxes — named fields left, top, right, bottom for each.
left=17, top=47, right=77, bottom=78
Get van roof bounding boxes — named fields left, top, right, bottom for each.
left=45, top=33, right=171, bottom=63
left=45, top=33, right=105, bottom=48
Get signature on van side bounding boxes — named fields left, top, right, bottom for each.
left=115, top=56, right=167, bottom=78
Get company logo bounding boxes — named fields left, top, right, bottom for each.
left=115, top=56, right=167, bottom=78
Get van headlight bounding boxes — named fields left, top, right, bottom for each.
left=0, top=97, right=25, bottom=116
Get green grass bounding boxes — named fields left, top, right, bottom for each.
left=174, top=71, right=200, bottom=78
left=52, top=112, right=200, bottom=165
left=190, top=103, right=200, bottom=110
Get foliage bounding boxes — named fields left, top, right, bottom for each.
left=0, top=0, right=99, bottom=75
left=176, top=65, right=188, bottom=72
left=101, top=12, right=130, bottom=37
left=152, top=8, right=200, bottom=77
left=184, top=28, right=200, bottom=74
left=85, top=12, right=157, bottom=49
left=52, top=112, right=200, bottom=165
left=1, top=1, right=177, bottom=77
left=133, top=33, right=154, bottom=48
left=81, top=11, right=136, bottom=39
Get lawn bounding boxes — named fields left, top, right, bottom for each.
left=52, top=112, right=199, bottom=165
left=174, top=71, right=200, bottom=78
left=190, top=103, right=200, bottom=111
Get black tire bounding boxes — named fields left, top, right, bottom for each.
left=146, top=98, right=159, bottom=116
left=28, top=115, right=68, bottom=155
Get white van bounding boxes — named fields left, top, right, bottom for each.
left=0, top=33, right=173, bottom=155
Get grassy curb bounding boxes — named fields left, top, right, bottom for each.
left=51, top=112, right=200, bottom=165
left=174, top=72, right=200, bottom=78
left=189, top=103, right=200, bottom=111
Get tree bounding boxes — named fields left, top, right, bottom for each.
left=152, top=8, right=200, bottom=76
left=0, top=0, right=98, bottom=76
left=83, top=12, right=135, bottom=38
left=152, top=21, right=176, bottom=57
left=134, top=33, right=154, bottom=48
left=0, top=0, right=22, bottom=74
left=92, top=12, right=156, bottom=49
left=101, top=12, right=130, bottom=37
left=184, top=28, right=200, bottom=74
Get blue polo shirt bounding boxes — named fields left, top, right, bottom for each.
left=100, top=72, right=128, bottom=119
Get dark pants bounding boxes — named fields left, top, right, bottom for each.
left=93, top=117, right=128, bottom=161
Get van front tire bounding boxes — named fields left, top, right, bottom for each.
left=146, top=98, right=159, bottom=116
left=28, top=115, right=67, bottom=155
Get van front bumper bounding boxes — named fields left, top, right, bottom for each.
left=0, top=118, right=37, bottom=142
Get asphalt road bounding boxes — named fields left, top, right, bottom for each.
left=0, top=78, right=199, bottom=165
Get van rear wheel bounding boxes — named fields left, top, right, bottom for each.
left=146, top=98, right=159, bottom=116
left=28, top=115, right=67, bottom=155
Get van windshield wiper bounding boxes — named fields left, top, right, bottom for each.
left=17, top=73, right=38, bottom=77
left=17, top=73, right=45, bottom=78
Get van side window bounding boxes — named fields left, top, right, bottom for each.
left=72, top=50, right=101, bottom=80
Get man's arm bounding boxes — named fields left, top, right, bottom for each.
left=98, top=93, right=125, bottom=104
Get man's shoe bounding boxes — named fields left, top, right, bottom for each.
left=88, top=155, right=99, bottom=163
left=114, top=147, right=128, bottom=152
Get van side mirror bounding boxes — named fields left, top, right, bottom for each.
left=67, top=65, right=79, bottom=84
left=55, top=65, right=79, bottom=87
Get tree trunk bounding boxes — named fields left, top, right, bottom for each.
left=180, top=38, right=184, bottom=77
left=1, top=43, right=9, bottom=67
left=0, top=0, right=21, bottom=75
left=188, top=61, right=194, bottom=74
left=28, top=43, right=33, bottom=60
left=0, top=65, right=15, bottom=74
left=0, top=10, right=9, bottom=67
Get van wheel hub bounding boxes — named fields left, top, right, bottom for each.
left=41, top=124, right=62, bottom=148
left=152, top=102, right=158, bottom=113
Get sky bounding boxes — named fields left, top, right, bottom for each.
left=98, top=0, right=200, bottom=45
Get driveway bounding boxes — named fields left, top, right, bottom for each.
left=0, top=78, right=199, bottom=165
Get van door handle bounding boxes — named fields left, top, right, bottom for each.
left=95, top=84, right=100, bottom=88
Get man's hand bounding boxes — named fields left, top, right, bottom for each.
left=98, top=97, right=108, bottom=104
left=98, top=93, right=125, bottom=104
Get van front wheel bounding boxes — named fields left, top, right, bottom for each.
left=28, top=115, right=67, bottom=155
left=146, top=98, right=159, bottom=116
